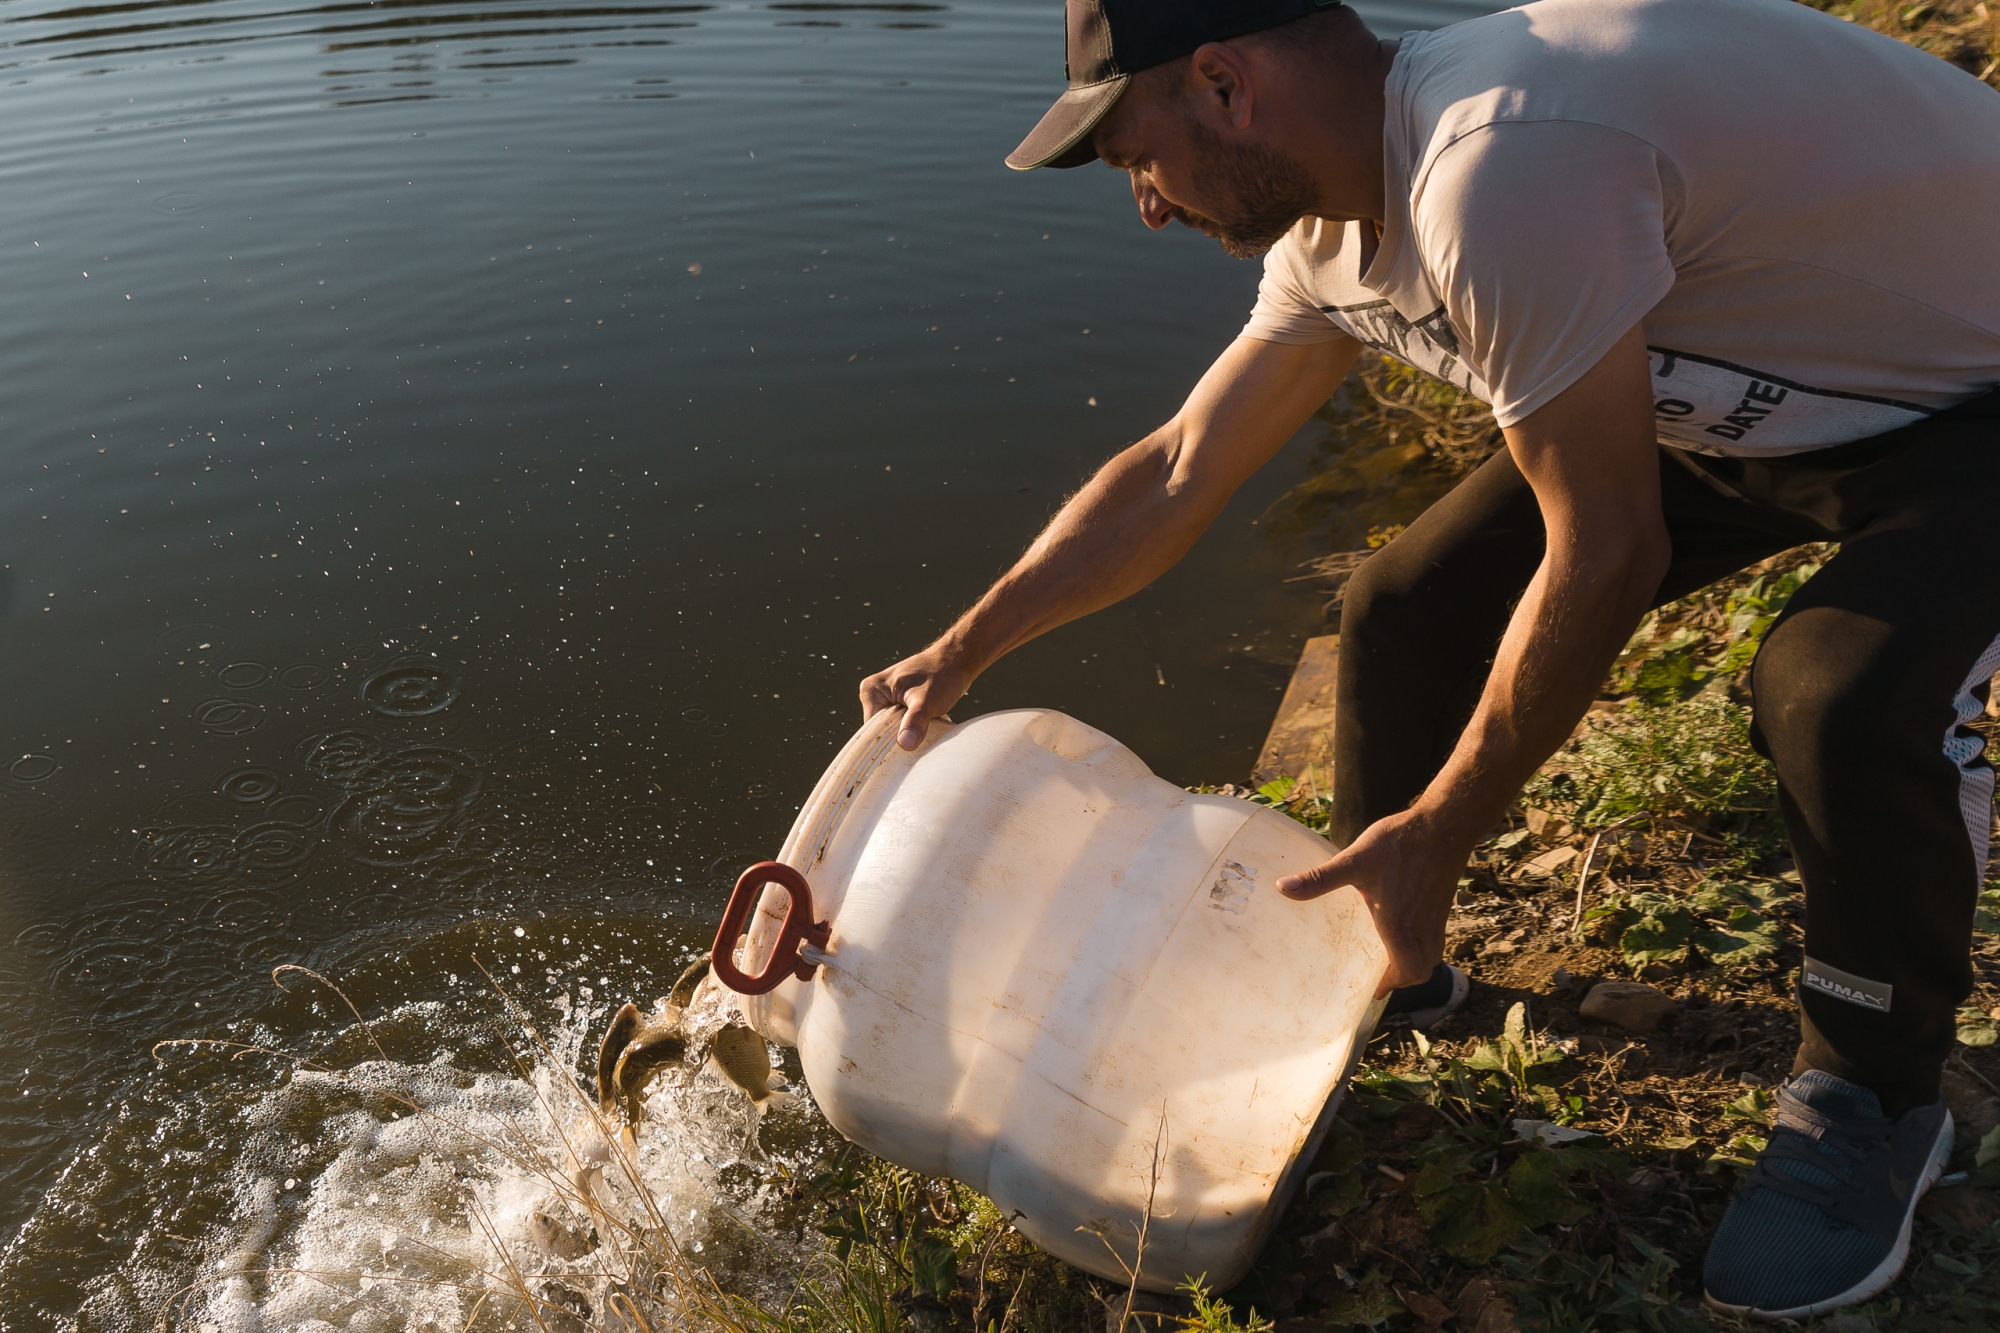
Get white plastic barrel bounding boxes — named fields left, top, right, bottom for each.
left=722, top=708, right=1387, bottom=1292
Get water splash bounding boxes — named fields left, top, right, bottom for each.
left=171, top=990, right=816, bottom=1333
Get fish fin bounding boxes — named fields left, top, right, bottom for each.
left=752, top=1089, right=793, bottom=1116
left=596, top=1003, right=642, bottom=1112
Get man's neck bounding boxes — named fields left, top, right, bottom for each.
left=1292, top=36, right=1396, bottom=227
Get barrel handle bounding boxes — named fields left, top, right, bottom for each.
left=711, top=861, right=831, bottom=996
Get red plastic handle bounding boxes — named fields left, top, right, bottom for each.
left=711, top=861, right=830, bottom=996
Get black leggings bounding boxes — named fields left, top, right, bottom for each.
left=1331, top=393, right=2000, bottom=1116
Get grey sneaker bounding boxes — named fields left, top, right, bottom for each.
left=1703, top=1071, right=1953, bottom=1320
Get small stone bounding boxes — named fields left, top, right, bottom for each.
left=1455, top=1277, right=1518, bottom=1333
left=1480, top=938, right=1519, bottom=957
left=1737, top=1070, right=1770, bottom=1087
left=1551, top=966, right=1578, bottom=994
left=1451, top=936, right=1482, bottom=960
left=1579, top=981, right=1680, bottom=1033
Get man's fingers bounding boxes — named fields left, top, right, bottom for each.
left=1276, top=855, right=1354, bottom=902
left=895, top=684, right=931, bottom=751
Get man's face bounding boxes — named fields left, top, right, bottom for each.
left=1092, top=76, right=1318, bottom=260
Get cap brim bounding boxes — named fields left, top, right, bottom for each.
left=1005, top=76, right=1128, bottom=171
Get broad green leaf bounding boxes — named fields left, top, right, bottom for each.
left=1503, top=1002, right=1530, bottom=1060
left=1619, top=907, right=1693, bottom=965
left=1723, top=1088, right=1774, bottom=1125
left=1422, top=1178, right=1539, bottom=1264
left=1320, top=1269, right=1403, bottom=1330
left=1956, top=1004, right=1998, bottom=1047
left=1505, top=1150, right=1595, bottom=1228
left=910, top=1234, right=958, bottom=1299
left=1254, top=775, right=1297, bottom=805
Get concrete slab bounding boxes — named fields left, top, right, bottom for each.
left=1252, top=634, right=1339, bottom=792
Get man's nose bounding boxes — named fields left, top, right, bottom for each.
left=1129, top=172, right=1175, bottom=231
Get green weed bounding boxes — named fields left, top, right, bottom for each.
left=1583, top=879, right=1794, bottom=974
left=1175, top=1276, right=1274, bottom=1333
left=797, top=1144, right=1097, bottom=1333
left=1497, top=1232, right=1705, bottom=1333
left=1316, top=1269, right=1402, bottom=1330
left=1349, top=1007, right=1622, bottom=1264
left=1526, top=696, right=1778, bottom=837
left=1610, top=563, right=1821, bottom=707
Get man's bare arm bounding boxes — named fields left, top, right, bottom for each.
left=1279, top=323, right=1669, bottom=989
left=862, top=334, right=1360, bottom=750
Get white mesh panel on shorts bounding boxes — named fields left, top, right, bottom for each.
left=1945, top=635, right=2000, bottom=879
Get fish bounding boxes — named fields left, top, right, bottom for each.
left=535, top=1279, right=595, bottom=1333
left=666, top=952, right=711, bottom=1009
left=709, top=1021, right=789, bottom=1110
left=592, top=953, right=714, bottom=1141
left=529, top=1203, right=599, bottom=1261
left=595, top=1002, right=644, bottom=1114
left=610, top=1010, right=688, bottom=1128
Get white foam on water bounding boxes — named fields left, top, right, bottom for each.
left=184, top=995, right=814, bottom=1333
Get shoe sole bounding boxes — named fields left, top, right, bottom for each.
left=1702, top=1109, right=1955, bottom=1322
left=1399, top=965, right=1470, bottom=1030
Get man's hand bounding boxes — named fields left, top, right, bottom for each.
left=859, top=336, right=1358, bottom=750
left=1277, top=807, right=1464, bottom=991
left=860, top=645, right=972, bottom=752
left=1276, top=322, right=1669, bottom=993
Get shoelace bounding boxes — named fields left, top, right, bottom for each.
left=1743, top=1085, right=1896, bottom=1233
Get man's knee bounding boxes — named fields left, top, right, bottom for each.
left=1337, top=542, right=1429, bottom=653
left=1750, top=605, right=1909, bottom=766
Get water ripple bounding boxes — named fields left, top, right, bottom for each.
left=360, top=662, right=460, bottom=717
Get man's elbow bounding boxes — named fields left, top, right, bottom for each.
left=1619, top=519, right=1673, bottom=606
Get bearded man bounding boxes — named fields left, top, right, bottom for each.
left=859, top=0, right=2000, bottom=1314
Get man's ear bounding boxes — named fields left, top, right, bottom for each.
left=1187, top=42, right=1256, bottom=131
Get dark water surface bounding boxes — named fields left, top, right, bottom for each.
left=0, top=0, right=1490, bottom=1323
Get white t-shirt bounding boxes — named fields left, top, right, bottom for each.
left=1241, top=0, right=2000, bottom=455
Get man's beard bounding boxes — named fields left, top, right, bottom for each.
left=1176, top=119, right=1319, bottom=260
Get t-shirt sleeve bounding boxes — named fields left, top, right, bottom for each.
left=1413, top=120, right=1678, bottom=426
left=1239, top=234, right=1355, bottom=346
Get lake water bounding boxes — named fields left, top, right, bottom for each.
left=0, top=0, right=1490, bottom=1324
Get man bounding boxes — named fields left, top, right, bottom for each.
left=859, top=0, right=2000, bottom=1315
